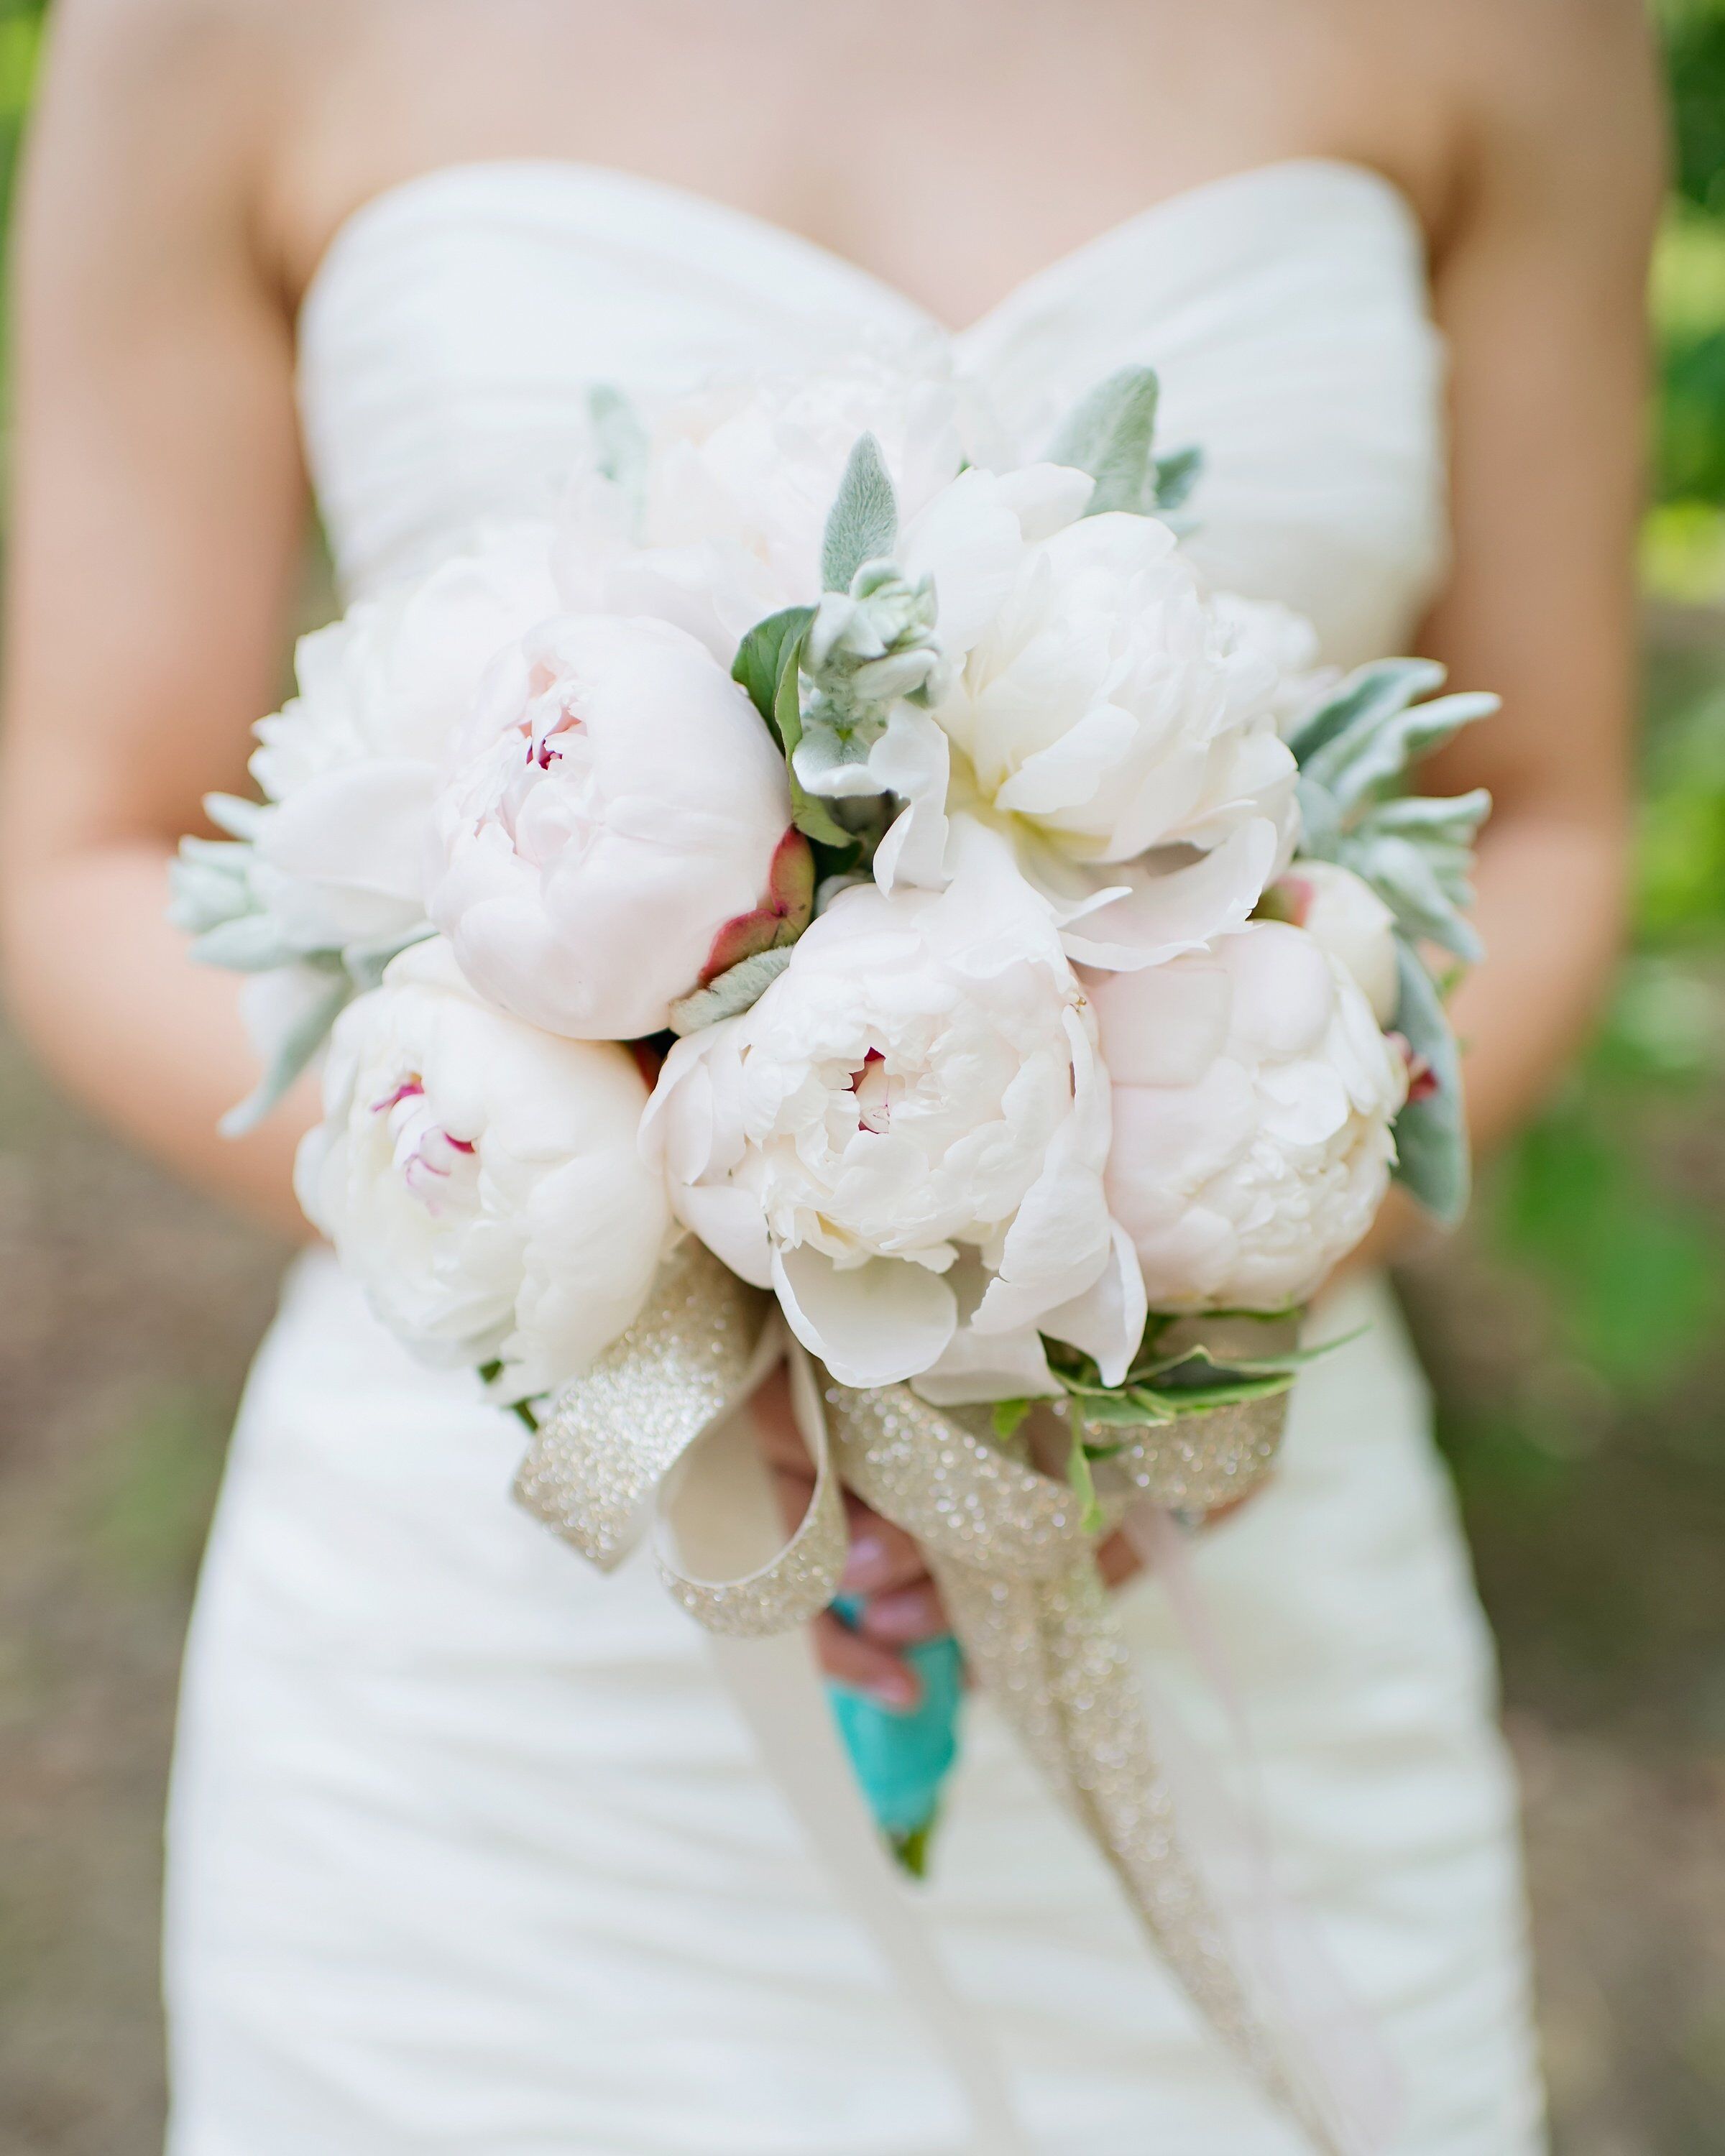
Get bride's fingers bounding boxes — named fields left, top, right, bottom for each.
left=812, top=1609, right=921, bottom=1710
left=837, top=1495, right=928, bottom=1596
left=1097, top=1529, right=1144, bottom=1589
left=853, top=1578, right=947, bottom=1646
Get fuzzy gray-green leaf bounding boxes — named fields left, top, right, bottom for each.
left=1343, top=831, right=1484, bottom=962
left=188, top=913, right=301, bottom=972
left=1285, top=658, right=1448, bottom=772
left=1320, top=691, right=1500, bottom=811
left=1365, top=788, right=1493, bottom=846
left=1152, top=443, right=1203, bottom=513
left=821, top=434, right=898, bottom=594
left=1390, top=938, right=1471, bottom=1223
left=667, top=947, right=794, bottom=1036
left=1048, top=364, right=1162, bottom=517
left=586, top=382, right=650, bottom=494
left=219, top=965, right=354, bottom=1138
left=203, top=791, right=268, bottom=841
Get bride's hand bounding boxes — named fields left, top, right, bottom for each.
left=750, top=1366, right=1212, bottom=1708
left=752, top=1363, right=936, bottom=1708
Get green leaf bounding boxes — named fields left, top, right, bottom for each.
left=1065, top=1422, right=1105, bottom=1535
left=732, top=606, right=853, bottom=849
left=1150, top=1373, right=1297, bottom=1414
left=821, top=434, right=898, bottom=593
left=1068, top=1387, right=1174, bottom=1427
left=991, top=1397, right=1033, bottom=1442
left=1048, top=364, right=1162, bottom=517
left=1391, top=937, right=1471, bottom=1223
left=1131, top=1329, right=1364, bottom=1383
left=732, top=606, right=816, bottom=737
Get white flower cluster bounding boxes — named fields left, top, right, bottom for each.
left=175, top=351, right=1443, bottom=1404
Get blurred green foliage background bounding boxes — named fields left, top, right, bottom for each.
left=0, top=2, right=1721, bottom=2152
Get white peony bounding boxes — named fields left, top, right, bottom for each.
left=930, top=513, right=1309, bottom=964
left=1092, top=920, right=1407, bottom=1312
left=1264, top=860, right=1401, bottom=1026
left=641, top=819, right=1145, bottom=1397
left=295, top=939, right=669, bottom=1402
left=248, top=524, right=560, bottom=957
left=426, top=614, right=804, bottom=1041
left=556, top=351, right=980, bottom=660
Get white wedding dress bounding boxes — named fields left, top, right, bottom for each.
left=163, top=159, right=1546, bottom=2156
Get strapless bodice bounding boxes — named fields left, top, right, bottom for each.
left=298, top=157, right=1447, bottom=665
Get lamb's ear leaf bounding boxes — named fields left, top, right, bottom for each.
left=1340, top=831, right=1485, bottom=963
left=732, top=606, right=816, bottom=738
left=218, top=964, right=354, bottom=1139
left=1048, top=364, right=1161, bottom=516
left=732, top=605, right=853, bottom=849
left=667, top=947, right=794, bottom=1036
left=342, top=922, right=437, bottom=994
left=1151, top=444, right=1203, bottom=513
left=1364, top=788, right=1493, bottom=846
left=1284, top=658, right=1448, bottom=772
left=586, top=382, right=650, bottom=492
left=187, top=913, right=303, bottom=972
left=820, top=433, right=898, bottom=593
left=1320, top=691, right=1500, bottom=811
left=203, top=791, right=267, bottom=840
left=1389, top=938, right=1471, bottom=1224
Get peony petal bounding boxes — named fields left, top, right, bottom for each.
left=869, top=706, right=952, bottom=894
left=993, top=701, right=1138, bottom=817
left=675, top=1183, right=774, bottom=1289
left=1038, top=1220, right=1146, bottom=1386
left=1086, top=958, right=1233, bottom=1086
left=1058, top=818, right=1279, bottom=972
left=772, top=1243, right=957, bottom=1388
left=913, top=1317, right=1063, bottom=1407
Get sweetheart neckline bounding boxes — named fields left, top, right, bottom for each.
left=297, top=152, right=1425, bottom=349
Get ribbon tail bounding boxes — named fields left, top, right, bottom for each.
left=1123, top=1506, right=1403, bottom=2155
left=934, top=1547, right=1368, bottom=2156
left=699, top=1356, right=1037, bottom=2156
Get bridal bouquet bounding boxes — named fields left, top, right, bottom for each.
left=172, top=349, right=1492, bottom=2152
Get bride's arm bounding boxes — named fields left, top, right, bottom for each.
left=0, top=0, right=316, bottom=1239
left=1359, top=2, right=1664, bottom=1268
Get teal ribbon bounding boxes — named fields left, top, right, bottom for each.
left=824, top=1595, right=965, bottom=1874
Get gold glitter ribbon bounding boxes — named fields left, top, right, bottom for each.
left=516, top=1239, right=849, bottom=1635
left=515, top=1250, right=1365, bottom=2155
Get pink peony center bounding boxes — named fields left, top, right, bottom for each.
left=372, top=1072, right=479, bottom=1212
left=847, top=1048, right=891, bottom=1135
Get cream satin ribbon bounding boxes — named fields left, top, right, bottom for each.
left=515, top=1240, right=1384, bottom=2156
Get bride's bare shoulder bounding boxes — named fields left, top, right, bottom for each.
left=32, top=0, right=298, bottom=182
left=1427, top=0, right=1663, bottom=168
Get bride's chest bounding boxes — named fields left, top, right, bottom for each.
left=298, top=154, right=1451, bottom=673
left=291, top=0, right=1445, bottom=328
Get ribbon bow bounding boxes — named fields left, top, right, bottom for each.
left=515, top=1239, right=1384, bottom=2156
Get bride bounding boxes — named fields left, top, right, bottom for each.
left=0, top=1, right=1659, bottom=2149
